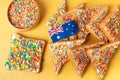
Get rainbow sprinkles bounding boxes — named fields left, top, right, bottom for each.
left=8, top=0, right=40, bottom=31
left=5, top=34, right=46, bottom=73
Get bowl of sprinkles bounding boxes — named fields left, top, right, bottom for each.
left=8, top=0, right=40, bottom=31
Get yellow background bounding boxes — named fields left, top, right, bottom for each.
left=0, top=0, right=120, bottom=80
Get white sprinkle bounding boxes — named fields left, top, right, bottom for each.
left=12, top=34, right=17, bottom=40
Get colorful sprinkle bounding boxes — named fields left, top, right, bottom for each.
left=5, top=34, right=45, bottom=73
left=8, top=0, right=40, bottom=30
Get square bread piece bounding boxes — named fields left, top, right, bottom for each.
left=5, top=34, right=46, bottom=73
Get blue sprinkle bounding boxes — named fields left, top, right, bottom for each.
left=5, top=62, right=10, bottom=66
left=26, top=19, right=30, bottom=23
left=9, top=67, right=12, bottom=70
left=10, top=52, right=14, bottom=57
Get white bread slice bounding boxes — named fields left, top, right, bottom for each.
left=87, top=41, right=120, bottom=80
left=86, top=6, right=108, bottom=42
left=77, top=6, right=102, bottom=39
left=49, top=39, right=85, bottom=74
left=46, top=0, right=67, bottom=29
left=5, top=34, right=46, bottom=73
left=100, top=8, right=120, bottom=42
left=68, top=41, right=105, bottom=77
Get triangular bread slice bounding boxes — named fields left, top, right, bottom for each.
left=100, top=8, right=120, bottom=42
left=87, top=41, right=120, bottom=80
left=49, top=39, right=85, bottom=74
left=68, top=41, right=105, bottom=77
left=46, top=0, right=67, bottom=29
left=86, top=6, right=108, bottom=42
left=5, top=34, right=46, bottom=73
left=77, top=6, right=102, bottom=39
